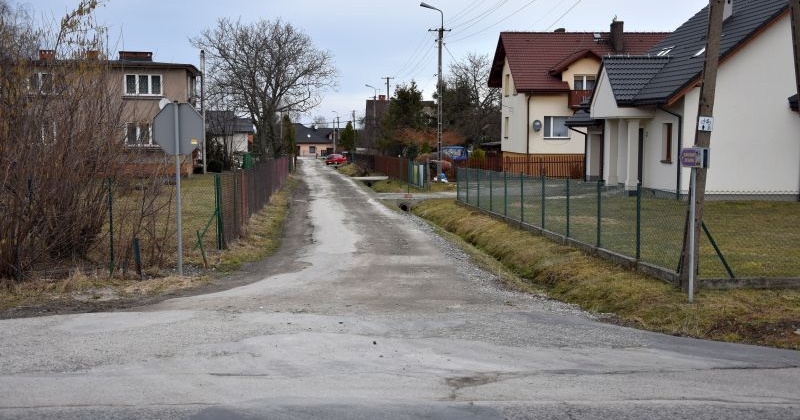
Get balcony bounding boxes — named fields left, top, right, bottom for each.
left=569, top=90, right=592, bottom=108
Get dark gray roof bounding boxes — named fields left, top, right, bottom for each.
left=206, top=111, right=254, bottom=136
left=604, top=0, right=788, bottom=106
left=604, top=56, right=670, bottom=105
left=293, top=123, right=333, bottom=145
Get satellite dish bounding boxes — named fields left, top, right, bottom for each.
left=158, top=98, right=171, bottom=109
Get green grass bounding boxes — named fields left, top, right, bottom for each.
left=412, top=198, right=800, bottom=350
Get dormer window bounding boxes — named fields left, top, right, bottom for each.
left=656, top=46, right=674, bottom=57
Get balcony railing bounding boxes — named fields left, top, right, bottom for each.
left=569, top=90, right=592, bottom=108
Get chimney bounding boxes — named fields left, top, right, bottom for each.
left=38, top=49, right=55, bottom=61
left=378, top=94, right=386, bottom=101
left=86, top=50, right=99, bottom=60
left=610, top=19, right=624, bottom=53
left=723, top=0, right=733, bottom=21
left=118, top=51, right=153, bottom=61
left=553, top=28, right=566, bottom=33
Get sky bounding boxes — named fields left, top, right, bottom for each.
left=31, top=0, right=709, bottom=127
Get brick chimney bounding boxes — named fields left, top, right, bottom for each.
left=610, top=19, right=624, bottom=53
left=38, top=49, right=55, bottom=61
left=118, top=51, right=153, bottom=61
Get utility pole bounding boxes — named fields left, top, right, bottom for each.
left=382, top=76, right=394, bottom=99
left=200, top=49, right=207, bottom=174
left=420, top=1, right=447, bottom=182
left=679, top=0, right=724, bottom=302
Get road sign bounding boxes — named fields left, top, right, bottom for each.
left=697, top=116, right=714, bottom=132
left=680, top=147, right=710, bottom=169
left=153, top=102, right=203, bottom=155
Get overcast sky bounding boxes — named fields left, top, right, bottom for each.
left=32, top=0, right=708, bottom=127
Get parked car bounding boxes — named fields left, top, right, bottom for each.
left=325, top=153, right=347, bottom=165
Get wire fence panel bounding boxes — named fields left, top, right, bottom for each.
left=457, top=166, right=800, bottom=283
left=638, top=189, right=686, bottom=272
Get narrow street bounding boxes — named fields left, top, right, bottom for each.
left=0, top=157, right=798, bottom=420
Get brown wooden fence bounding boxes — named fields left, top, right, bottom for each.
left=502, top=154, right=584, bottom=178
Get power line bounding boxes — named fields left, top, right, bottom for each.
left=450, top=0, right=542, bottom=44
left=447, top=0, right=488, bottom=26
left=527, top=0, right=571, bottom=30
left=544, top=0, right=583, bottom=31
left=394, top=31, right=436, bottom=77
left=449, top=0, right=510, bottom=33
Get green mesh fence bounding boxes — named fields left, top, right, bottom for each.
left=456, top=168, right=800, bottom=280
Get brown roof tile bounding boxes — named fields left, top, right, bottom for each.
left=488, top=29, right=668, bottom=92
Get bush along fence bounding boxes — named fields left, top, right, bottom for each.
left=3, top=158, right=289, bottom=282
left=109, top=158, right=289, bottom=278
left=457, top=167, right=800, bottom=290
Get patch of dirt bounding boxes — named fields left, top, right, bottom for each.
left=0, top=179, right=312, bottom=320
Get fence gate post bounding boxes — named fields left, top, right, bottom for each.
left=215, top=174, right=224, bottom=250
left=108, top=178, right=114, bottom=277
left=476, top=169, right=481, bottom=208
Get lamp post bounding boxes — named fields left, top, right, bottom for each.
left=365, top=84, right=378, bottom=100
left=420, top=1, right=444, bottom=182
left=331, top=111, right=340, bottom=153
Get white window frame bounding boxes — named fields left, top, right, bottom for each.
left=124, top=74, right=162, bottom=96
left=544, top=116, right=570, bottom=139
left=125, top=122, right=154, bottom=146
left=573, top=75, right=596, bottom=91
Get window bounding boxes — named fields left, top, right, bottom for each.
left=544, top=116, right=569, bottom=138
left=504, top=74, right=511, bottom=96
left=661, top=123, right=673, bottom=163
left=125, top=122, right=153, bottom=146
left=656, top=46, right=674, bottom=57
left=503, top=116, right=509, bottom=138
left=573, top=75, right=596, bottom=91
left=124, top=74, right=162, bottom=96
left=309, top=146, right=316, bottom=154
left=30, top=72, right=54, bottom=93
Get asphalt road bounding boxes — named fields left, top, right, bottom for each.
left=0, top=157, right=799, bottom=420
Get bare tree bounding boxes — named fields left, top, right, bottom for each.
left=192, top=18, right=337, bottom=159
left=444, top=53, right=501, bottom=145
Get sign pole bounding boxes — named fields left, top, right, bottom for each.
left=173, top=102, right=183, bottom=276
left=688, top=168, right=696, bottom=303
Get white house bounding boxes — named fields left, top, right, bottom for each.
left=487, top=21, right=666, bottom=176
left=585, top=0, right=800, bottom=196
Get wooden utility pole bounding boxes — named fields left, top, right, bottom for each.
left=382, top=76, right=394, bottom=99
left=679, top=0, right=725, bottom=296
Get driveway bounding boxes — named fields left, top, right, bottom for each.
left=0, top=156, right=798, bottom=419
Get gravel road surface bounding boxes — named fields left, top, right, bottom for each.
left=0, top=157, right=798, bottom=419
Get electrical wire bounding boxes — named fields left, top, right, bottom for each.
left=544, top=0, right=583, bottom=31
left=393, top=30, right=437, bottom=78
left=449, top=0, right=542, bottom=44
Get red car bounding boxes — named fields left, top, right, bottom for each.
left=325, top=153, right=347, bottom=165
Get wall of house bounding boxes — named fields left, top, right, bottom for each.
left=530, top=94, right=584, bottom=154
left=298, top=143, right=331, bottom=157
left=561, top=57, right=600, bottom=88
left=695, top=14, right=800, bottom=194
left=500, top=59, right=529, bottom=155
left=591, top=70, right=657, bottom=120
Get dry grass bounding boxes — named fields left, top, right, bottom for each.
left=412, top=198, right=800, bottom=350
left=0, top=176, right=296, bottom=316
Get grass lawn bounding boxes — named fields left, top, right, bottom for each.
left=411, top=198, right=800, bottom=350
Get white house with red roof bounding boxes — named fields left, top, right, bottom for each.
left=488, top=20, right=666, bottom=177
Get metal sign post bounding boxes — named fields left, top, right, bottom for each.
left=153, top=102, right=203, bottom=276
left=681, top=146, right=710, bottom=303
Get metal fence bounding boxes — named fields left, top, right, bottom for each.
left=457, top=167, right=800, bottom=284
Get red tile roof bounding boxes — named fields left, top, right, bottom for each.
left=488, top=30, right=668, bottom=93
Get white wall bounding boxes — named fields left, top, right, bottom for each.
left=500, top=59, right=529, bottom=154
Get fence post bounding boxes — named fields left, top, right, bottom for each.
left=466, top=168, right=470, bottom=204
left=476, top=169, right=481, bottom=209
left=636, top=182, right=642, bottom=260
left=520, top=172, right=524, bottom=223
left=456, top=167, right=460, bottom=201
left=504, top=170, right=508, bottom=217
left=596, top=180, right=603, bottom=248
left=215, top=173, right=224, bottom=250
left=107, top=178, right=114, bottom=277
left=566, top=177, right=570, bottom=238
left=489, top=170, right=493, bottom=213
left=541, top=174, right=546, bottom=230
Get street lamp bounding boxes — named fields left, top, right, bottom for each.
left=331, top=111, right=340, bottom=153
left=420, top=1, right=444, bottom=182
left=365, top=84, right=378, bottom=100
